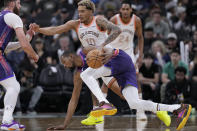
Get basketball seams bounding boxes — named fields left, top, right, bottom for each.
left=93, top=51, right=99, bottom=68
left=86, top=49, right=103, bottom=68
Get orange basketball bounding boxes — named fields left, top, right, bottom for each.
left=86, top=49, right=103, bottom=69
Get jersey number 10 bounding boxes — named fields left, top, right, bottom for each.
left=86, top=38, right=96, bottom=46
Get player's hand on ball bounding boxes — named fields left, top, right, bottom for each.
left=29, top=23, right=40, bottom=32
left=47, top=125, right=65, bottom=130
left=100, top=47, right=114, bottom=64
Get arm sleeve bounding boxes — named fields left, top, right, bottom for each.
left=4, top=13, right=23, bottom=29
left=5, top=42, right=21, bottom=53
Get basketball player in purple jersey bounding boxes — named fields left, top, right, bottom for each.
left=83, top=47, right=192, bottom=131
left=0, top=0, right=39, bottom=130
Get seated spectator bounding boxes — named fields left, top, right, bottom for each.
left=144, top=27, right=156, bottom=51
left=192, top=30, right=197, bottom=53
left=163, top=67, right=191, bottom=104
left=166, top=33, right=178, bottom=52
left=51, top=8, right=70, bottom=26
left=57, top=35, right=74, bottom=64
left=145, top=11, right=170, bottom=39
left=162, top=49, right=189, bottom=84
left=151, top=40, right=170, bottom=67
left=139, top=53, right=160, bottom=102
left=15, top=56, right=43, bottom=115
left=191, top=54, right=197, bottom=83
left=97, top=0, right=121, bottom=15
left=34, top=38, right=48, bottom=72
left=161, top=49, right=189, bottom=102
left=190, top=54, right=197, bottom=110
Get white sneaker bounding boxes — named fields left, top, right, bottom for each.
left=136, top=111, right=147, bottom=121
left=1, top=120, right=25, bottom=130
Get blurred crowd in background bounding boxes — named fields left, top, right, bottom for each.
left=0, top=0, right=197, bottom=116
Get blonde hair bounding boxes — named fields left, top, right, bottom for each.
left=78, top=0, right=95, bottom=13
left=151, top=40, right=166, bottom=55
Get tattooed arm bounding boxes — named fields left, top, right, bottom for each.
left=96, top=16, right=121, bottom=47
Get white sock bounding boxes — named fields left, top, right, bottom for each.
left=0, top=76, right=20, bottom=124
left=103, top=93, right=107, bottom=98
left=93, top=106, right=99, bottom=109
left=138, top=93, right=142, bottom=99
left=157, top=104, right=181, bottom=112
left=122, top=86, right=181, bottom=113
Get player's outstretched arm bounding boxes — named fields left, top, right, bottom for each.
left=47, top=70, right=83, bottom=130
left=30, top=20, right=79, bottom=36
left=15, top=27, right=39, bottom=62
left=96, top=16, right=121, bottom=46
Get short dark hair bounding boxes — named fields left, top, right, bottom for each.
left=171, top=48, right=180, bottom=55
left=4, top=0, right=16, bottom=7
left=121, top=0, right=131, bottom=8
left=144, top=52, right=154, bottom=59
left=175, top=66, right=187, bottom=75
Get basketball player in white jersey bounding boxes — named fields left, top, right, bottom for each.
left=81, top=0, right=146, bottom=124
left=30, top=0, right=122, bottom=129
left=81, top=0, right=170, bottom=127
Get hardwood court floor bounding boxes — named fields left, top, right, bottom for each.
left=1, top=114, right=197, bottom=131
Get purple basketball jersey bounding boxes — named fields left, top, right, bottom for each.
left=105, top=49, right=138, bottom=90
left=0, top=10, right=15, bottom=80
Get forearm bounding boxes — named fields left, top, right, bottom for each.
left=5, top=33, right=33, bottom=53
left=140, top=80, right=152, bottom=85
left=138, top=36, right=144, bottom=57
left=102, top=27, right=121, bottom=46
left=63, top=71, right=82, bottom=128
left=5, top=42, right=20, bottom=53
left=63, top=97, right=79, bottom=128
left=38, top=27, right=58, bottom=35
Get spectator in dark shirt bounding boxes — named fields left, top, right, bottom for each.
left=139, top=53, right=160, bottom=102
left=164, top=67, right=191, bottom=104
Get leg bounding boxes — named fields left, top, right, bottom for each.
left=0, top=76, right=20, bottom=124
left=0, top=76, right=25, bottom=130
left=80, top=67, right=111, bottom=103
left=122, top=85, right=192, bottom=130
left=102, top=77, right=124, bottom=100
left=80, top=66, right=117, bottom=117
left=27, top=86, right=43, bottom=113
left=101, top=83, right=108, bottom=98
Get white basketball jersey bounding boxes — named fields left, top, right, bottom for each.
left=110, top=14, right=136, bottom=58
left=77, top=16, right=107, bottom=47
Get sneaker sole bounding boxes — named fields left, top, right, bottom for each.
left=176, top=105, right=192, bottom=131
left=81, top=120, right=104, bottom=125
left=90, top=108, right=117, bottom=117
left=1, top=127, right=25, bottom=131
